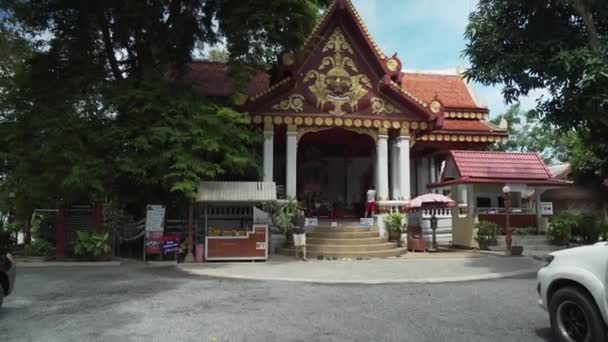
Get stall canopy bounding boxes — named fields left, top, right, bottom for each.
left=429, top=150, right=571, bottom=188
left=196, top=182, right=277, bottom=203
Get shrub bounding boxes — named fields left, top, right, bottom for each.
left=475, top=221, right=498, bottom=250
left=601, top=223, right=608, bottom=241
left=73, top=231, right=111, bottom=261
left=30, top=238, right=53, bottom=257
left=383, top=212, right=406, bottom=232
left=547, top=213, right=575, bottom=244
left=571, top=214, right=601, bottom=244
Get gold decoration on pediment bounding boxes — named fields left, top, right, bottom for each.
left=354, top=119, right=362, bottom=127
left=305, top=117, right=314, bottom=126
left=392, top=121, right=400, bottom=129
left=284, top=117, right=293, bottom=125
left=253, top=115, right=262, bottom=124
left=295, top=117, right=304, bottom=125
left=386, top=58, right=399, bottom=72
left=325, top=118, right=334, bottom=126
left=335, top=118, right=343, bottom=126
left=322, top=28, right=354, bottom=54
left=370, top=97, right=397, bottom=115
left=273, top=116, right=283, bottom=125
left=344, top=118, right=353, bottom=127
left=272, top=94, right=304, bottom=113
left=304, top=28, right=372, bottom=116
left=364, top=119, right=372, bottom=128
left=411, top=121, right=419, bottom=130
left=315, top=117, right=324, bottom=126
left=429, top=100, right=441, bottom=114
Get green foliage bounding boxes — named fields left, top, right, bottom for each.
left=464, top=0, right=608, bottom=178
left=511, top=228, right=530, bottom=247
left=30, top=238, right=53, bottom=257
left=383, top=212, right=406, bottom=232
left=73, top=231, right=111, bottom=260
left=547, top=213, right=576, bottom=244
left=266, top=199, right=302, bottom=234
left=0, top=0, right=327, bottom=219
left=475, top=221, right=498, bottom=249
left=601, top=223, right=608, bottom=241
left=490, top=104, right=568, bottom=164
left=572, top=213, right=601, bottom=244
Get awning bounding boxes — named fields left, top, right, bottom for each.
left=196, top=182, right=276, bottom=203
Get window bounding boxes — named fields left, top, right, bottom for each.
left=476, top=197, right=491, bottom=208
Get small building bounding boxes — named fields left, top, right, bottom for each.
left=429, top=151, right=569, bottom=247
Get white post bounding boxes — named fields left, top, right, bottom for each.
left=263, top=124, right=274, bottom=182
left=429, top=155, right=437, bottom=193
left=535, top=189, right=545, bottom=232
left=286, top=125, right=298, bottom=198
left=390, top=140, right=400, bottom=200
left=377, top=131, right=389, bottom=200
left=398, top=133, right=411, bottom=200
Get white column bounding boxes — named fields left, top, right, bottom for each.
left=398, top=134, right=411, bottom=200
left=429, top=155, right=437, bottom=193
left=263, top=127, right=274, bottom=182
left=377, top=131, right=389, bottom=200
left=390, top=140, right=400, bottom=200
left=286, top=126, right=298, bottom=198
left=535, top=189, right=545, bottom=231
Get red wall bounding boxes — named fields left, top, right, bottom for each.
left=478, top=214, right=537, bottom=229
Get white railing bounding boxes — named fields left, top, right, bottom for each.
left=377, top=200, right=407, bottom=213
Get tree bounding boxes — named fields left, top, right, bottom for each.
left=491, top=104, right=568, bottom=163
left=464, top=0, right=608, bottom=176
left=0, top=0, right=329, bottom=224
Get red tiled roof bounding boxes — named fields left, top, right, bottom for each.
left=452, top=150, right=551, bottom=180
left=401, top=73, right=484, bottom=110
left=434, top=120, right=506, bottom=134
left=428, top=150, right=571, bottom=188
left=187, top=62, right=270, bottom=97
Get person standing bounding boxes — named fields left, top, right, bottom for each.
left=364, top=185, right=376, bottom=218
left=292, top=209, right=307, bottom=261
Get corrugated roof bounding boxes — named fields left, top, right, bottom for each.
left=196, top=182, right=276, bottom=203
left=401, top=73, right=484, bottom=110
left=450, top=150, right=552, bottom=180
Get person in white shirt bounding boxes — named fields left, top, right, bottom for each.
left=364, top=186, right=376, bottom=218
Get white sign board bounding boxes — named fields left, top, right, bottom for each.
left=541, top=202, right=554, bottom=216
left=145, top=205, right=166, bottom=232
left=359, top=218, right=374, bottom=226
left=304, top=217, right=319, bottom=227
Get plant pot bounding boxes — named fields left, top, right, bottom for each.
left=477, top=240, right=491, bottom=251
left=510, top=246, right=524, bottom=256
left=388, top=230, right=401, bottom=243
left=285, top=231, right=294, bottom=247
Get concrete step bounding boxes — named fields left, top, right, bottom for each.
left=313, top=226, right=376, bottom=233
left=307, top=237, right=388, bottom=245
left=279, top=247, right=407, bottom=259
left=305, top=242, right=398, bottom=252
left=307, top=231, right=380, bottom=239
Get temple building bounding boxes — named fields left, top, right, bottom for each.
left=188, top=0, right=567, bottom=247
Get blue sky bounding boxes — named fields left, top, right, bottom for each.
left=351, top=0, right=544, bottom=117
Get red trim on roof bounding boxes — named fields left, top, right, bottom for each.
left=430, top=120, right=507, bottom=135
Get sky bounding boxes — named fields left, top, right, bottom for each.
left=350, top=0, right=544, bottom=118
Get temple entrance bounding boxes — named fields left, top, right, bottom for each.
left=297, top=127, right=375, bottom=219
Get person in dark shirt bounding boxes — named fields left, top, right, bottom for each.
left=291, top=210, right=307, bottom=261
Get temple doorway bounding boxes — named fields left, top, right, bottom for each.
left=297, top=127, right=375, bottom=219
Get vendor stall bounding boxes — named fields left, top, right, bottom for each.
left=197, top=182, right=276, bottom=261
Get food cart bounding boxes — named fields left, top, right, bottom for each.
left=197, top=182, right=275, bottom=261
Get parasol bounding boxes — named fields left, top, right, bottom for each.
left=407, top=193, right=456, bottom=252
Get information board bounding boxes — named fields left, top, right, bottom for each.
left=145, top=205, right=165, bottom=232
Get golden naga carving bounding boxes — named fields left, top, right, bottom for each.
left=272, top=94, right=305, bottom=112
left=370, top=97, right=396, bottom=115
left=304, top=28, right=371, bottom=116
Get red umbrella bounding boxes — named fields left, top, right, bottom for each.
left=407, top=193, right=456, bottom=209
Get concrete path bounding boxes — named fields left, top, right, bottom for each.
left=179, top=253, right=542, bottom=284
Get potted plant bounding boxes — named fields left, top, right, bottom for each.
left=266, top=198, right=302, bottom=247
left=510, top=229, right=528, bottom=256
left=384, top=211, right=406, bottom=244
left=475, top=221, right=498, bottom=250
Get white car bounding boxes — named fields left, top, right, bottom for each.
left=537, top=242, right=608, bottom=342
